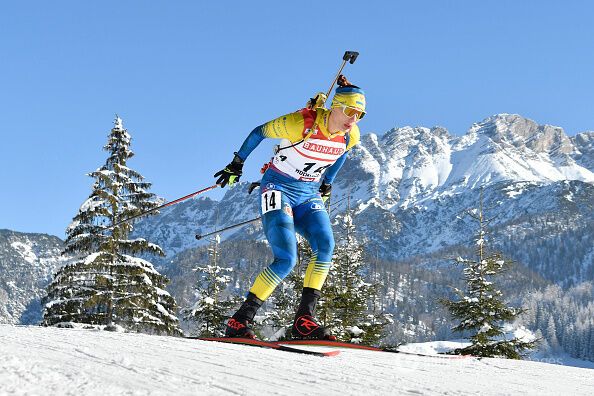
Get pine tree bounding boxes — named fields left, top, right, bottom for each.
left=318, top=209, right=390, bottom=345
left=182, top=235, right=241, bottom=337
left=441, top=189, right=536, bottom=358
left=43, top=116, right=181, bottom=335
left=518, top=281, right=594, bottom=361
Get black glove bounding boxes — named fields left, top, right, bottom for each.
left=214, top=153, right=244, bottom=188
left=319, top=180, right=332, bottom=202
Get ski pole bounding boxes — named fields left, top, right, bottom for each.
left=324, top=51, right=359, bottom=104
left=111, top=183, right=220, bottom=228
left=195, top=216, right=261, bottom=240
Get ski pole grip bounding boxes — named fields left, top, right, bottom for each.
left=343, top=51, right=359, bottom=64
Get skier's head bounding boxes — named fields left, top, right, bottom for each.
left=331, top=75, right=366, bottom=120
left=327, top=75, right=365, bottom=134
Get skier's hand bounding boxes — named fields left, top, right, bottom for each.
left=214, top=154, right=244, bottom=188
left=319, top=181, right=332, bottom=203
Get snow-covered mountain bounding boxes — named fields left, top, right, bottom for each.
left=334, top=113, right=594, bottom=209
left=335, top=114, right=594, bottom=284
left=132, top=114, right=593, bottom=285
left=0, top=230, right=66, bottom=324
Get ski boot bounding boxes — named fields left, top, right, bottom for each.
left=291, top=288, right=336, bottom=340
left=225, top=293, right=262, bottom=339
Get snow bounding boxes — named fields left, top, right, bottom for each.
left=155, top=287, right=171, bottom=297
left=507, top=324, right=536, bottom=343
left=564, top=189, right=574, bottom=202
left=154, top=303, right=177, bottom=321
left=345, top=325, right=364, bottom=336
left=1, top=325, right=592, bottom=396
left=502, top=181, right=535, bottom=198
left=10, top=242, right=38, bottom=264
left=83, top=252, right=103, bottom=265
left=79, top=197, right=104, bottom=213
left=114, top=116, right=123, bottom=130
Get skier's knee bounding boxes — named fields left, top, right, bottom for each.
left=315, top=232, right=335, bottom=259
left=273, top=254, right=298, bottom=279
left=278, top=254, right=297, bottom=279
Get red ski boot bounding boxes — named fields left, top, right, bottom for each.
left=225, top=293, right=262, bottom=339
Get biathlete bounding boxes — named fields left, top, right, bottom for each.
left=214, top=75, right=366, bottom=339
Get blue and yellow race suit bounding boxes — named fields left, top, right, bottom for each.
left=236, top=107, right=360, bottom=301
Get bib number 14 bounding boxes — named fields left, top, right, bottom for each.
left=261, top=190, right=282, bottom=214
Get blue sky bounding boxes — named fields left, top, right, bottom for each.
left=1, top=1, right=593, bottom=238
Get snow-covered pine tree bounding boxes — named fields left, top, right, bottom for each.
left=441, top=189, right=536, bottom=358
left=182, top=235, right=240, bottom=337
left=318, top=209, right=390, bottom=344
left=43, top=116, right=181, bottom=335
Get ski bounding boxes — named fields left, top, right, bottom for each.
left=274, top=340, right=476, bottom=359
left=188, top=337, right=341, bottom=357
left=275, top=339, right=388, bottom=352
left=391, top=349, right=476, bottom=359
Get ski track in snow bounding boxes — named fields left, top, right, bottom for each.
left=1, top=325, right=593, bottom=396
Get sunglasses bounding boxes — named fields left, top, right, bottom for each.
left=338, top=104, right=366, bottom=120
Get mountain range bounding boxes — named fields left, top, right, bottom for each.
left=131, top=113, right=594, bottom=285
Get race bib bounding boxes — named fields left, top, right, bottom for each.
left=261, top=190, right=282, bottom=214
left=272, top=135, right=346, bottom=182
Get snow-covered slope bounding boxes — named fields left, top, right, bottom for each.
left=0, top=230, right=66, bottom=324
left=1, top=325, right=592, bottom=395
